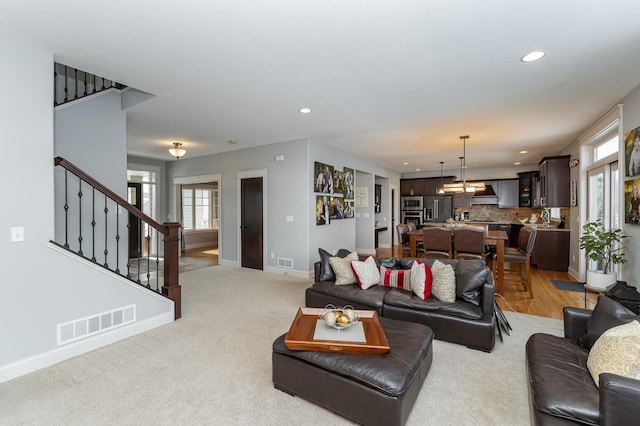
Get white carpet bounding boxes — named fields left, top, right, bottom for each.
left=1, top=265, right=563, bottom=425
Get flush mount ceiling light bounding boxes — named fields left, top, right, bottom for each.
left=443, top=135, right=485, bottom=194
left=298, top=107, right=312, bottom=114
left=521, top=51, right=545, bottom=62
left=169, top=142, right=186, bottom=159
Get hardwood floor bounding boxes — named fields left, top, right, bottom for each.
left=378, top=245, right=595, bottom=320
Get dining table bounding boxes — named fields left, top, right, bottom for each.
left=408, top=228, right=509, bottom=294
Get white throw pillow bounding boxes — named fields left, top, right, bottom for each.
left=410, top=260, right=432, bottom=300
left=351, top=256, right=380, bottom=289
left=329, top=252, right=359, bottom=285
left=430, top=260, right=456, bottom=303
left=587, top=320, right=640, bottom=387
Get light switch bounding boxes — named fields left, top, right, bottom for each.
left=11, top=227, right=24, bottom=242
left=286, top=215, right=294, bottom=222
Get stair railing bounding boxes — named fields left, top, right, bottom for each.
left=54, top=63, right=127, bottom=107
left=54, top=157, right=181, bottom=319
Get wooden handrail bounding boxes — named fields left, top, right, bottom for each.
left=54, top=156, right=167, bottom=235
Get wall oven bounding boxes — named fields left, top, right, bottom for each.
left=401, top=210, right=423, bottom=227
left=401, top=196, right=423, bottom=211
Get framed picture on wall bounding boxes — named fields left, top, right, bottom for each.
left=625, top=126, right=640, bottom=177
left=316, top=195, right=330, bottom=225
left=625, top=179, right=640, bottom=224
left=314, top=162, right=334, bottom=194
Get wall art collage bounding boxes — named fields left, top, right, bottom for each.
left=625, top=125, right=640, bottom=224
left=314, top=161, right=355, bottom=225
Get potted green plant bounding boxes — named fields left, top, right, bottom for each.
left=579, top=221, right=628, bottom=289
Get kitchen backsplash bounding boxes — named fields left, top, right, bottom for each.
left=453, top=205, right=570, bottom=227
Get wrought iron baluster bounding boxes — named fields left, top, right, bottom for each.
left=84, top=71, right=88, bottom=97
left=145, top=227, right=151, bottom=287
left=54, top=67, right=58, bottom=106
left=77, top=179, right=83, bottom=256
left=115, top=205, right=120, bottom=274
left=126, top=214, right=131, bottom=279
left=103, top=195, right=109, bottom=268
left=63, top=66, right=68, bottom=103
left=74, top=68, right=78, bottom=100
left=63, top=169, right=69, bottom=249
left=155, top=228, right=160, bottom=292
left=91, top=187, right=96, bottom=262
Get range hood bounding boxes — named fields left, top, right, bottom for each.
left=471, top=184, right=499, bottom=204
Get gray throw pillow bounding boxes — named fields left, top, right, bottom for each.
left=580, top=296, right=640, bottom=349
left=455, top=259, right=489, bottom=306
left=318, top=248, right=352, bottom=282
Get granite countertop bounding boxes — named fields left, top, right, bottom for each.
left=425, top=220, right=570, bottom=231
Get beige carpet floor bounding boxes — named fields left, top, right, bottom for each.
left=2, top=265, right=563, bottom=425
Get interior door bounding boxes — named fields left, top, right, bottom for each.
left=241, top=177, right=263, bottom=270
left=128, top=182, right=142, bottom=258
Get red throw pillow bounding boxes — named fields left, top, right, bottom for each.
left=379, top=265, right=411, bottom=290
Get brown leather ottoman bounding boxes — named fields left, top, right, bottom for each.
left=272, top=317, right=434, bottom=426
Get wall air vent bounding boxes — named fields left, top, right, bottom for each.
left=57, top=305, right=136, bottom=346
left=278, top=257, right=294, bottom=269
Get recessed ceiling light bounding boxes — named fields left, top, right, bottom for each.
left=521, top=51, right=545, bottom=62
left=228, top=139, right=237, bottom=144
left=520, top=150, right=528, bottom=154
left=403, top=162, right=409, bottom=165
left=514, top=162, right=521, bottom=165
left=415, top=168, right=421, bottom=171
left=299, top=107, right=312, bottom=114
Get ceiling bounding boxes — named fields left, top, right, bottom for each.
left=3, top=1, right=640, bottom=174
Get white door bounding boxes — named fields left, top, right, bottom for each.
left=586, top=161, right=619, bottom=271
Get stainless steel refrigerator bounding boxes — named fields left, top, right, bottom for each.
left=423, top=196, right=453, bottom=223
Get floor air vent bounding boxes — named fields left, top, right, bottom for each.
left=57, top=305, right=136, bottom=346
left=277, top=257, right=294, bottom=269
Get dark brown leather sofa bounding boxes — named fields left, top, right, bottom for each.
left=526, top=302, right=640, bottom=425
left=306, top=257, right=495, bottom=352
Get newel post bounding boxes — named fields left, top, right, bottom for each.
left=162, top=222, right=182, bottom=319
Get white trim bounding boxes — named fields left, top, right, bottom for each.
left=237, top=168, right=268, bottom=270
left=172, top=173, right=222, bottom=260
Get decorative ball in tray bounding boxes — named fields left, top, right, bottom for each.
left=319, top=304, right=359, bottom=330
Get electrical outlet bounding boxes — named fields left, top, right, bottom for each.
left=11, top=227, right=24, bottom=242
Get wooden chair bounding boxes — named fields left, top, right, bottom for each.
left=406, top=222, right=424, bottom=255
left=396, top=224, right=411, bottom=258
left=421, top=227, right=453, bottom=259
left=453, top=225, right=490, bottom=265
left=500, top=226, right=538, bottom=298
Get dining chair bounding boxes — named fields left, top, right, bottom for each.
left=500, top=226, right=537, bottom=298
left=421, top=227, right=453, bottom=259
left=396, top=224, right=411, bottom=258
left=453, top=226, right=491, bottom=265
left=406, top=222, right=425, bottom=256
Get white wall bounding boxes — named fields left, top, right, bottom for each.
left=0, top=37, right=173, bottom=383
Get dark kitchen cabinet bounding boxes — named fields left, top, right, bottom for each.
left=498, top=179, right=519, bottom=208
left=539, top=155, right=570, bottom=207
left=400, top=179, right=424, bottom=196
left=518, top=171, right=540, bottom=207
left=531, top=230, right=570, bottom=271
left=400, top=177, right=455, bottom=196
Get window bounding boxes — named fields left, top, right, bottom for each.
left=182, top=185, right=218, bottom=231
left=594, top=135, right=619, bottom=162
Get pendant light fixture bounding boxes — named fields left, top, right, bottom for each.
left=443, top=135, right=485, bottom=193
left=438, top=161, right=445, bottom=194
left=169, top=142, right=186, bottom=159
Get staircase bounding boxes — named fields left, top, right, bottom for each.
left=54, top=157, right=181, bottom=319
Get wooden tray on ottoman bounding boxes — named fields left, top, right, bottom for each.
left=284, top=307, right=390, bottom=354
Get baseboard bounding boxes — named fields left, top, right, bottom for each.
left=264, top=265, right=310, bottom=278
left=0, top=312, right=174, bottom=384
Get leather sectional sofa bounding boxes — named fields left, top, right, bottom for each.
left=526, top=297, right=640, bottom=425
left=306, top=255, right=496, bottom=352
